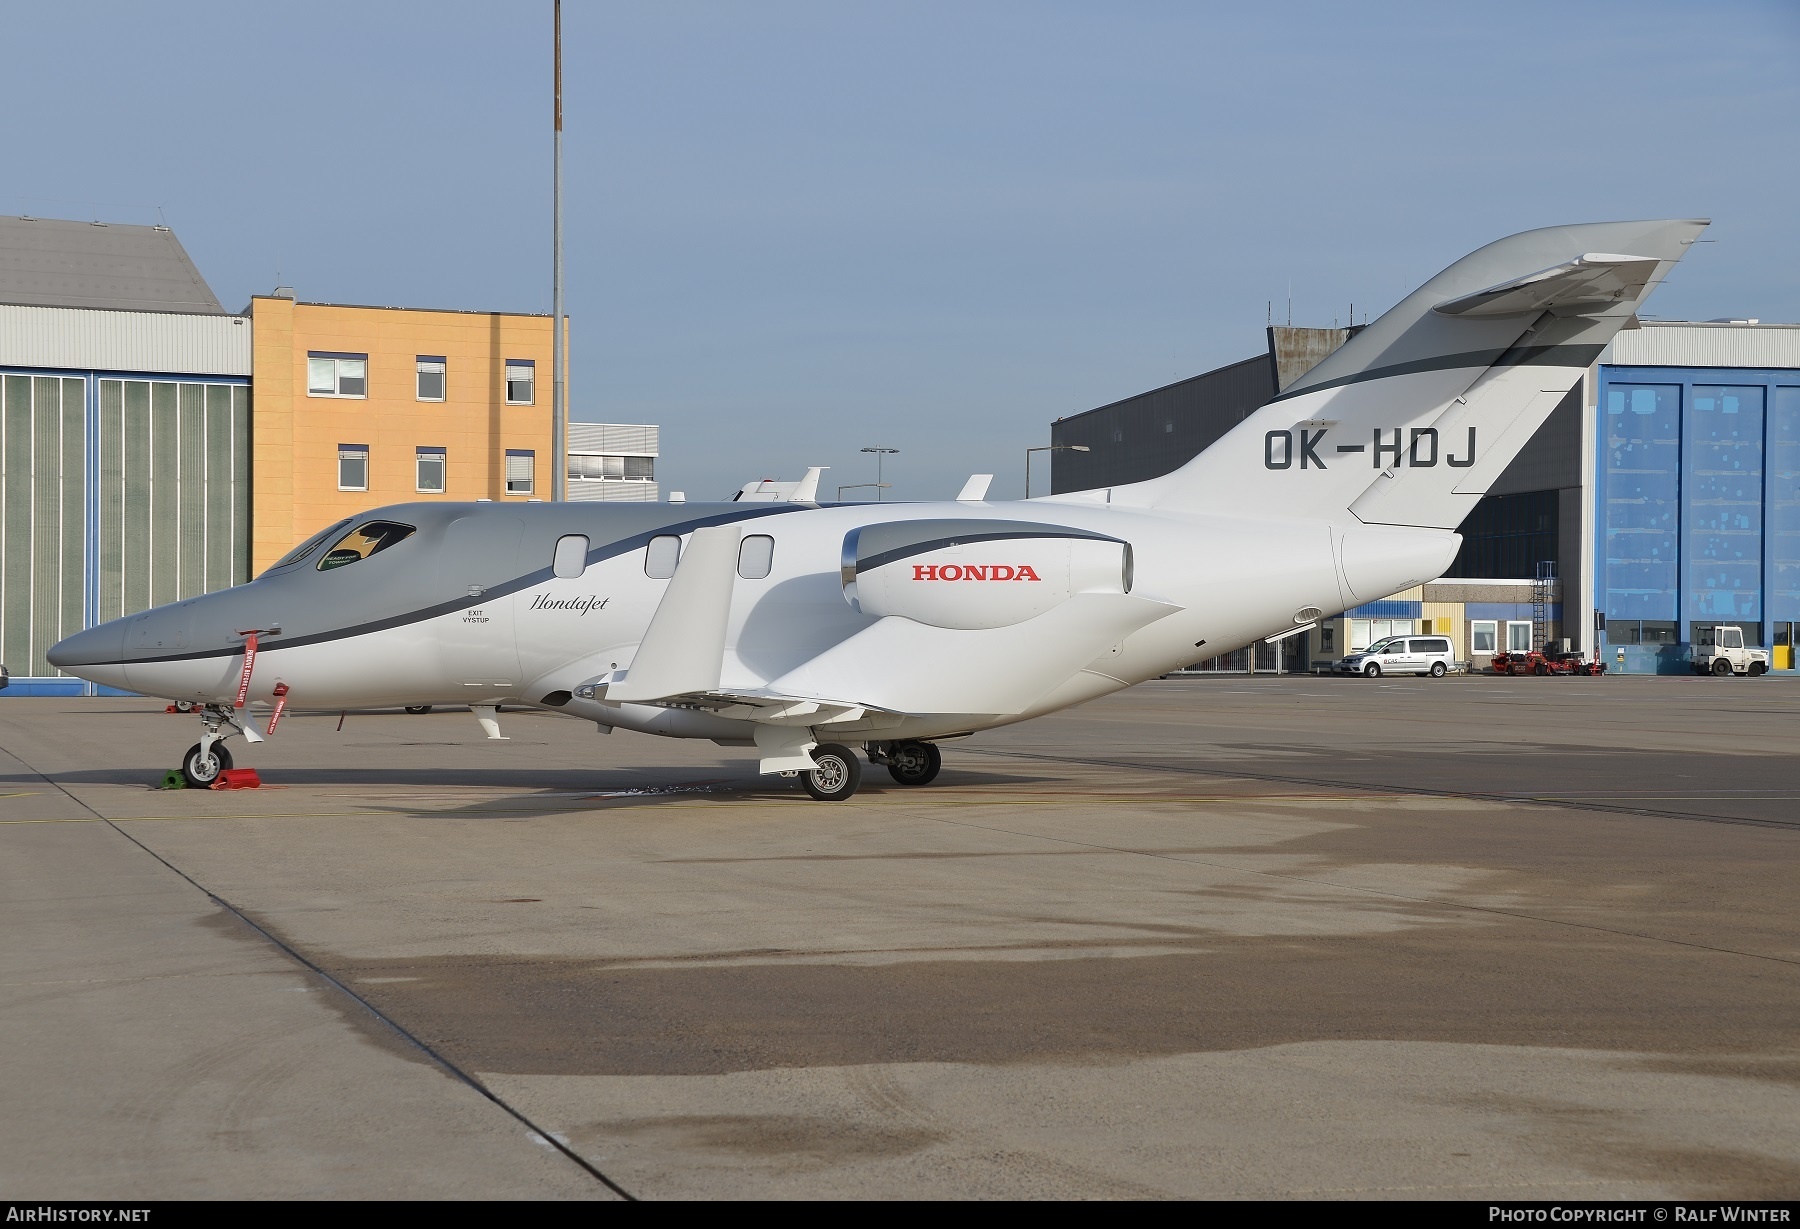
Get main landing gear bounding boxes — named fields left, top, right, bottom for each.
left=180, top=704, right=262, bottom=789
left=794, top=740, right=945, bottom=801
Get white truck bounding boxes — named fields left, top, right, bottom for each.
left=1691, top=625, right=1771, bottom=676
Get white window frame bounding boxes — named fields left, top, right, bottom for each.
left=505, top=450, right=535, bottom=496
left=416, top=447, right=446, bottom=494
left=1507, top=621, right=1533, bottom=652
left=416, top=357, right=446, bottom=402
left=309, top=353, right=368, bottom=399
left=338, top=445, right=370, bottom=492
left=504, top=361, right=535, bottom=406
left=1471, top=621, right=1497, bottom=654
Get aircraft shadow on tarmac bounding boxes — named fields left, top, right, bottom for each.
left=33, top=764, right=1057, bottom=803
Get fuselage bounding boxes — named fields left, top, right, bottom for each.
left=46, top=496, right=1455, bottom=743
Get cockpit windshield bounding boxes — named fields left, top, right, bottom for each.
left=317, top=520, right=417, bottom=571
left=263, top=518, right=354, bottom=575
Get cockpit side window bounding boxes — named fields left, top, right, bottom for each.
left=317, top=520, right=417, bottom=571
left=264, top=517, right=354, bottom=575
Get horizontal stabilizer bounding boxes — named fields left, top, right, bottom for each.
left=1432, top=252, right=1660, bottom=318
left=607, top=524, right=740, bottom=702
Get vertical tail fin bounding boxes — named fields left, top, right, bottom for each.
left=1111, top=219, right=1708, bottom=526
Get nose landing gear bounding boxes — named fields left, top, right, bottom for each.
left=180, top=704, right=263, bottom=789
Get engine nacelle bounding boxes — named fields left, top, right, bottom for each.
left=843, top=519, right=1131, bottom=631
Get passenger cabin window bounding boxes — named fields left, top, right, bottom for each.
left=317, top=520, right=416, bottom=571
left=645, top=535, right=681, bottom=579
left=553, top=534, right=589, bottom=579
left=738, top=535, right=774, bottom=579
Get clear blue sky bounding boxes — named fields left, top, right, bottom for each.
left=4, top=1, right=1796, bottom=501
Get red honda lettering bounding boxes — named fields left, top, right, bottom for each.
left=940, top=565, right=963, bottom=580
left=1017, top=565, right=1041, bottom=581
left=913, top=564, right=938, bottom=580
left=992, top=565, right=1015, bottom=580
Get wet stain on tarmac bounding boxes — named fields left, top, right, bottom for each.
left=305, top=928, right=1800, bottom=1078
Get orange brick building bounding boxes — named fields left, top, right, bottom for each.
left=247, top=294, right=561, bottom=572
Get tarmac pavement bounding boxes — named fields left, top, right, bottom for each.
left=1, top=674, right=1797, bottom=1199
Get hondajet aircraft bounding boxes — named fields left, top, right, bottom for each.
left=51, top=219, right=1706, bottom=798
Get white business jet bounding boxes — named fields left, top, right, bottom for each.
left=50, top=220, right=1705, bottom=798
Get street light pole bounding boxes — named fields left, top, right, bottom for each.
left=551, top=0, right=566, bottom=501
left=1024, top=444, right=1089, bottom=499
left=860, top=447, right=898, bottom=502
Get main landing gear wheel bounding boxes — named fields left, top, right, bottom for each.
left=801, top=743, right=862, bottom=802
left=1713, top=659, right=1733, bottom=676
left=182, top=740, right=233, bottom=789
left=1429, top=662, right=1447, bottom=678
left=1363, top=662, right=1381, bottom=678
left=405, top=705, right=433, bottom=714
left=886, top=741, right=942, bottom=786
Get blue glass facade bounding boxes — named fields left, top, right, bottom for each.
left=1597, top=367, right=1800, bottom=654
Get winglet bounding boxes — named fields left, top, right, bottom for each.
left=955, top=474, right=993, bottom=501
left=787, top=467, right=827, bottom=503
left=607, top=525, right=741, bottom=702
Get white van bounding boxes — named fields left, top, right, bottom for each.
left=1333, top=635, right=1457, bottom=678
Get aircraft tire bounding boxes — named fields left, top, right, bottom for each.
left=405, top=705, right=433, bottom=715
left=173, top=700, right=197, bottom=713
left=181, top=741, right=233, bottom=789
left=886, top=741, right=942, bottom=786
left=801, top=743, right=862, bottom=801
left=1363, top=663, right=1381, bottom=678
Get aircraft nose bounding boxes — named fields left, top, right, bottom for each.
left=47, top=621, right=125, bottom=670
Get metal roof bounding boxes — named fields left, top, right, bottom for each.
left=1605, top=320, right=1800, bottom=369
left=0, top=216, right=224, bottom=314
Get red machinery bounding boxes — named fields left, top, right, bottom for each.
left=1490, top=650, right=1606, bottom=677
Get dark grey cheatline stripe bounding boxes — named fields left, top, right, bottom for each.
left=1266, top=342, right=1606, bottom=404
left=120, top=504, right=807, bottom=666
left=856, top=529, right=1120, bottom=576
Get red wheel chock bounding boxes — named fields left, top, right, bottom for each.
left=211, top=768, right=262, bottom=790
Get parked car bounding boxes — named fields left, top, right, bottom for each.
left=1332, top=636, right=1457, bottom=678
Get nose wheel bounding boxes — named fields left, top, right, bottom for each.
left=181, top=739, right=234, bottom=788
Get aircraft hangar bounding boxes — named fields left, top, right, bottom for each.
left=1051, top=318, right=1800, bottom=674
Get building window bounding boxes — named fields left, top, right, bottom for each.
left=505, top=360, right=535, bottom=405
left=416, top=447, right=446, bottom=493
left=505, top=449, right=535, bottom=495
left=1601, top=382, right=1680, bottom=626
left=1471, top=621, right=1497, bottom=654
left=1685, top=385, right=1764, bottom=624
left=623, top=455, right=654, bottom=479
left=338, top=444, right=369, bottom=491
left=416, top=356, right=446, bottom=401
left=1507, top=621, right=1533, bottom=652
left=309, top=353, right=368, bottom=398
